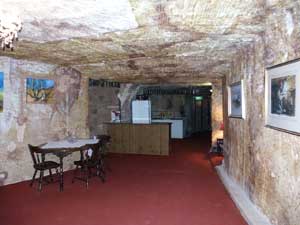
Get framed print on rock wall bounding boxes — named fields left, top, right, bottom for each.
left=266, top=59, right=300, bottom=134
left=228, top=80, right=246, bottom=119
left=26, top=78, right=55, bottom=104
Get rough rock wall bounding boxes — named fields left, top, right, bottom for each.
left=224, top=42, right=259, bottom=195
left=224, top=1, right=300, bottom=225
left=0, top=57, right=89, bottom=185
left=150, top=95, right=186, bottom=118
left=88, top=83, right=140, bottom=135
left=88, top=86, right=120, bottom=135
left=117, top=83, right=141, bottom=122
left=151, top=94, right=212, bottom=135
left=211, top=80, right=223, bottom=146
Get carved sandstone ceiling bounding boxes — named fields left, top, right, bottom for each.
left=0, top=0, right=265, bottom=83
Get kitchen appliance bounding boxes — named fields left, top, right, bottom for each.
left=132, top=100, right=151, bottom=124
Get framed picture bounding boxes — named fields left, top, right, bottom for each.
left=228, top=80, right=246, bottom=119
left=266, top=59, right=300, bottom=134
left=0, top=72, right=3, bottom=112
left=26, top=78, right=55, bottom=104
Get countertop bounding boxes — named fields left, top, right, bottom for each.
left=152, top=118, right=186, bottom=120
left=105, top=121, right=172, bottom=125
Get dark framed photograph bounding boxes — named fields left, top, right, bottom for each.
left=266, top=59, right=300, bottom=134
left=228, top=80, right=246, bottom=119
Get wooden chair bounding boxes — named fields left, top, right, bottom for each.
left=28, top=144, right=60, bottom=192
left=96, top=135, right=111, bottom=174
left=72, top=141, right=105, bottom=188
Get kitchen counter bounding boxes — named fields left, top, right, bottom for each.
left=152, top=119, right=186, bottom=139
left=106, top=121, right=172, bottom=124
left=152, top=117, right=185, bottom=120
left=107, top=123, right=170, bottom=155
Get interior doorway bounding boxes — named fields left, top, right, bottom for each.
left=192, top=95, right=211, bottom=134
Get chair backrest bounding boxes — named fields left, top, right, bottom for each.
left=28, top=144, right=45, bottom=166
left=96, top=135, right=111, bottom=153
left=82, top=141, right=102, bottom=164
left=96, top=135, right=111, bottom=144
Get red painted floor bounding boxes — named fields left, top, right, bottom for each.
left=0, top=133, right=247, bottom=225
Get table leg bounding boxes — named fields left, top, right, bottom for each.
left=59, top=156, right=64, bottom=192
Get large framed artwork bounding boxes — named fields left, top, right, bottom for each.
left=26, top=78, right=55, bottom=104
left=0, top=72, right=3, bottom=112
left=266, top=59, right=300, bottom=134
left=228, top=80, right=246, bottom=119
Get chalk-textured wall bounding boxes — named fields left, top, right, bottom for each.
left=151, top=94, right=212, bottom=135
left=0, top=57, right=89, bottom=185
left=224, top=1, right=300, bottom=225
left=88, top=83, right=141, bottom=135
left=150, top=95, right=186, bottom=118
left=211, top=80, right=223, bottom=146
left=88, top=86, right=121, bottom=135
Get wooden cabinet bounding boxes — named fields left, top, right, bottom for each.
left=107, top=123, right=170, bottom=155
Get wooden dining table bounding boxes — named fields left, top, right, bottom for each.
left=41, top=138, right=99, bottom=191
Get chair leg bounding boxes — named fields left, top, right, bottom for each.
left=38, top=170, right=44, bottom=192
left=49, top=169, right=53, bottom=182
left=98, top=159, right=106, bottom=183
left=72, top=165, right=78, bottom=183
left=104, top=155, right=112, bottom=172
left=103, top=144, right=112, bottom=172
left=100, top=170, right=106, bottom=182
left=88, top=167, right=92, bottom=178
left=55, top=168, right=59, bottom=181
left=85, top=166, right=89, bottom=189
left=30, top=170, right=37, bottom=187
left=101, top=154, right=111, bottom=173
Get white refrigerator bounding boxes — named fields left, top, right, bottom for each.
left=132, top=100, right=151, bottom=124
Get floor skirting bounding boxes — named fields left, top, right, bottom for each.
left=216, top=164, right=272, bottom=225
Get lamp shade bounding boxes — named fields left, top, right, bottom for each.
left=220, top=122, right=224, bottom=130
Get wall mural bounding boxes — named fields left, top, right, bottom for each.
left=0, top=72, right=3, bottom=112
left=26, top=78, right=55, bottom=104
left=48, top=67, right=82, bottom=138
left=51, top=67, right=81, bottom=116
